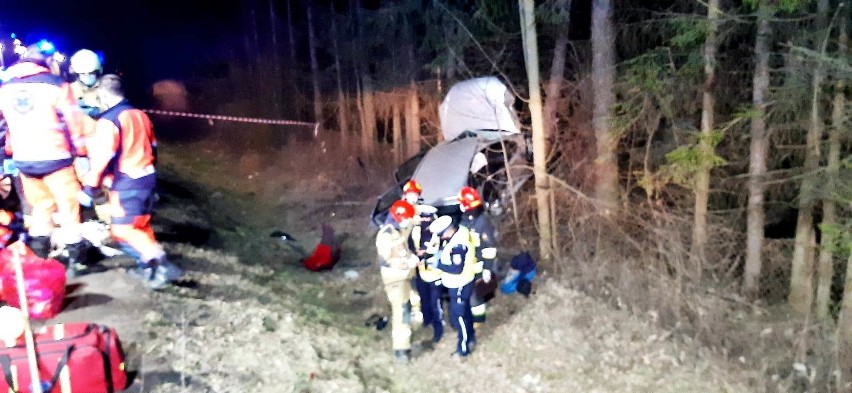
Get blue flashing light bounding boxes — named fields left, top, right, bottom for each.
left=36, top=39, right=56, bottom=55
left=10, top=33, right=15, bottom=39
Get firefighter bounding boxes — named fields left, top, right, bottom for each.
left=0, top=44, right=90, bottom=273
left=457, top=186, right=498, bottom=327
left=410, top=203, right=445, bottom=343
left=401, top=179, right=423, bottom=205
left=400, top=179, right=426, bottom=325
left=0, top=88, right=32, bottom=230
left=376, top=199, right=420, bottom=363
left=68, top=49, right=103, bottom=117
left=430, top=215, right=477, bottom=357
left=79, top=74, right=183, bottom=289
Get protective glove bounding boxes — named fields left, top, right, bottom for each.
left=78, top=186, right=105, bottom=208
left=2, top=159, right=18, bottom=177
left=425, top=255, right=438, bottom=269
left=94, top=203, right=112, bottom=223
left=74, top=157, right=90, bottom=176
left=482, top=269, right=492, bottom=283
left=406, top=255, right=419, bottom=270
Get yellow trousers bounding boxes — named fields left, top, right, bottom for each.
left=381, top=267, right=413, bottom=351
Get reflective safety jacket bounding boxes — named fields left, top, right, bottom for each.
left=411, top=224, right=442, bottom=282
left=376, top=223, right=416, bottom=284
left=84, top=100, right=157, bottom=190
left=460, top=210, right=498, bottom=273
left=0, top=62, right=86, bottom=176
left=437, top=226, right=477, bottom=288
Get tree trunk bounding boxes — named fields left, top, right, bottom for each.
left=591, top=0, right=618, bottom=208
left=307, top=4, right=322, bottom=124
left=405, top=82, right=420, bottom=158
left=691, top=0, right=721, bottom=276
left=392, top=100, right=402, bottom=162
left=744, top=2, right=772, bottom=295
left=269, top=0, right=281, bottom=114
left=286, top=0, right=296, bottom=63
left=520, top=0, right=553, bottom=260
left=839, top=252, right=852, bottom=383
left=361, top=73, right=377, bottom=157
left=330, top=7, right=349, bottom=141
left=816, top=0, right=840, bottom=320
left=543, top=31, right=568, bottom=140
left=789, top=0, right=830, bottom=316
left=250, top=0, right=260, bottom=74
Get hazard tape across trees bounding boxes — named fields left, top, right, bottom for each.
left=142, top=109, right=320, bottom=135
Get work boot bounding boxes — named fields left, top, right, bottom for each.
left=62, top=241, right=91, bottom=278
left=153, top=257, right=184, bottom=282
left=394, top=350, right=410, bottom=364
left=127, top=262, right=167, bottom=290
left=27, top=236, right=51, bottom=258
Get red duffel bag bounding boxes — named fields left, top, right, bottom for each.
left=0, top=245, right=67, bottom=320
left=0, top=323, right=128, bottom=393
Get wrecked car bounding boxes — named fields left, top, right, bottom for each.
left=371, top=77, right=532, bottom=227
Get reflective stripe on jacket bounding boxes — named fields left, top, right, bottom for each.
left=437, top=226, right=477, bottom=288
left=0, top=62, right=86, bottom=175
left=84, top=100, right=157, bottom=190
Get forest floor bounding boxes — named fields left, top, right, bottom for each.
left=47, top=134, right=764, bottom=393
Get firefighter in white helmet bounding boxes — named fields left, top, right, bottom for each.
left=69, top=49, right=103, bottom=118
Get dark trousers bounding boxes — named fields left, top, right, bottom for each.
left=415, top=274, right=445, bottom=342
left=447, top=282, right=475, bottom=355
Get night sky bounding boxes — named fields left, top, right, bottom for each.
left=1, top=1, right=242, bottom=101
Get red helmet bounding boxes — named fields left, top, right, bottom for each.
left=457, top=186, right=482, bottom=211
left=402, top=179, right=422, bottom=195
left=389, top=200, right=416, bottom=223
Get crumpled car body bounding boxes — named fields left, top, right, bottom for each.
left=371, top=77, right=532, bottom=227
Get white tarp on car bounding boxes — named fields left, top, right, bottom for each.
left=439, top=77, right=521, bottom=141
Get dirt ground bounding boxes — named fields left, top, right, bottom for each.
left=32, top=134, right=764, bottom=392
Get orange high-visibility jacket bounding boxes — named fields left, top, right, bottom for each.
left=84, top=100, right=157, bottom=190
left=0, top=62, right=87, bottom=176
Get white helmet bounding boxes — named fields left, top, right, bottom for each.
left=69, top=49, right=102, bottom=74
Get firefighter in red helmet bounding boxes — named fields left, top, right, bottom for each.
left=402, top=179, right=423, bottom=205
left=458, top=186, right=498, bottom=327
left=375, top=200, right=420, bottom=363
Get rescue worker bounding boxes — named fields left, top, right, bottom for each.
left=400, top=179, right=425, bottom=325
left=401, top=179, right=423, bottom=205
left=376, top=199, right=419, bottom=363
left=0, top=44, right=90, bottom=272
left=458, top=186, right=498, bottom=326
left=410, top=203, right=445, bottom=343
left=79, top=74, right=183, bottom=289
left=68, top=49, right=103, bottom=117
left=68, top=49, right=104, bottom=189
left=430, top=215, right=477, bottom=357
left=0, top=71, right=33, bottom=229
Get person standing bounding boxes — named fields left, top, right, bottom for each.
left=0, top=44, right=89, bottom=273
left=429, top=215, right=477, bottom=357
left=375, top=200, right=419, bottom=363
left=79, top=74, right=183, bottom=289
left=457, top=186, right=498, bottom=326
